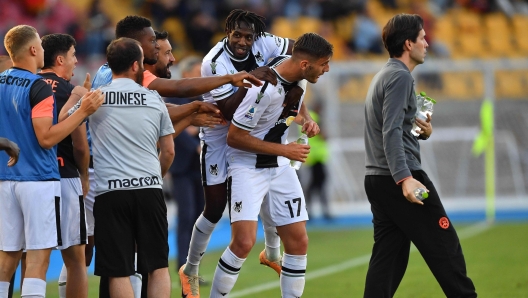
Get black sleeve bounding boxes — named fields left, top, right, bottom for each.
left=29, top=79, right=54, bottom=108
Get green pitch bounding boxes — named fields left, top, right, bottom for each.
left=22, top=222, right=528, bottom=297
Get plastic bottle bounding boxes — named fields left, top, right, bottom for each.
left=414, top=188, right=429, bottom=201
left=290, top=133, right=309, bottom=170
left=411, top=91, right=437, bottom=137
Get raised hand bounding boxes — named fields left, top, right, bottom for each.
left=83, top=73, right=92, bottom=90
left=250, top=66, right=278, bottom=85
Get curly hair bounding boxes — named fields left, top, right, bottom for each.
left=115, top=15, right=152, bottom=39
left=225, top=9, right=266, bottom=40
left=41, top=34, right=76, bottom=69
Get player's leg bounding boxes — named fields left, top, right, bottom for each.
left=258, top=199, right=281, bottom=275
left=268, top=166, right=310, bottom=298
left=58, top=178, right=88, bottom=298
left=0, top=181, right=25, bottom=287
left=19, top=181, right=61, bottom=298
left=94, top=190, right=136, bottom=298
left=181, top=137, right=228, bottom=294
left=135, top=189, right=170, bottom=298
left=210, top=168, right=268, bottom=298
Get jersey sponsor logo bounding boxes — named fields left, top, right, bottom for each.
left=107, top=176, right=160, bottom=190
left=439, top=217, right=450, bottom=229
left=209, top=164, right=219, bottom=176
left=0, top=75, right=31, bottom=87
left=233, top=201, right=242, bottom=212
left=244, top=106, right=257, bottom=120
left=103, top=91, right=147, bottom=106
left=255, top=92, right=264, bottom=104
left=210, top=62, right=218, bottom=74
left=255, top=51, right=264, bottom=63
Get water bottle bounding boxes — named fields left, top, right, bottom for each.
left=290, top=133, right=309, bottom=170
left=411, top=92, right=437, bottom=137
left=414, top=188, right=429, bottom=201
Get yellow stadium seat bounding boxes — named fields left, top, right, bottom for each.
left=271, top=17, right=296, bottom=39
left=458, top=34, right=486, bottom=58
left=441, top=72, right=483, bottom=100
left=295, top=16, right=321, bottom=37
left=496, top=71, right=528, bottom=99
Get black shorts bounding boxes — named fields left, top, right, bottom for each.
left=93, top=188, right=168, bottom=277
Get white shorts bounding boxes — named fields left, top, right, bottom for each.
left=58, top=178, right=88, bottom=250
left=85, top=168, right=95, bottom=236
left=0, top=180, right=61, bottom=251
left=200, top=135, right=228, bottom=186
left=227, top=165, right=309, bottom=227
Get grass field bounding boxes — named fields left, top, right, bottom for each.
left=16, top=221, right=528, bottom=297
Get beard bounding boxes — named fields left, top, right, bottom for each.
left=155, top=63, right=172, bottom=79
left=143, top=56, right=158, bottom=65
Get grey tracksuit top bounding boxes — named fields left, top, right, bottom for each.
left=364, top=58, right=423, bottom=183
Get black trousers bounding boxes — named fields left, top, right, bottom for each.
left=363, top=170, right=477, bottom=298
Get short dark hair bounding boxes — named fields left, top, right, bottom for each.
left=155, top=30, right=168, bottom=40
left=115, top=15, right=152, bottom=39
left=382, top=14, right=424, bottom=58
left=41, top=34, right=76, bottom=69
left=107, top=38, right=142, bottom=75
left=225, top=9, right=267, bottom=40
left=292, top=33, right=333, bottom=60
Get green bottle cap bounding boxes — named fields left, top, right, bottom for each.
left=420, top=91, right=427, bottom=96
left=422, top=192, right=429, bottom=199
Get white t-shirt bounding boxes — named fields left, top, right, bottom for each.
left=227, top=56, right=304, bottom=169
left=88, top=78, right=175, bottom=195
left=200, top=33, right=289, bottom=138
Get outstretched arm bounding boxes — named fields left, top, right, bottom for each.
left=147, top=72, right=262, bottom=98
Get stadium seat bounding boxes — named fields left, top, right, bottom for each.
left=495, top=71, right=528, bottom=99
left=271, top=17, right=296, bottom=39
left=441, top=72, right=483, bottom=100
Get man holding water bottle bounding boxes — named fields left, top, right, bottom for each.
left=363, top=14, right=477, bottom=297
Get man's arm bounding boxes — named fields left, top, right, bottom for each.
left=0, top=137, right=20, bottom=167
left=71, top=123, right=90, bottom=197
left=58, top=86, right=88, bottom=122
left=147, top=72, right=262, bottom=98
left=33, top=90, right=104, bottom=149
left=227, top=124, right=310, bottom=162
left=158, top=134, right=175, bottom=178
left=294, top=102, right=320, bottom=137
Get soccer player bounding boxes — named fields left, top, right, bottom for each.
left=89, top=37, right=174, bottom=298
left=178, top=10, right=320, bottom=298
left=0, top=25, right=103, bottom=298
left=40, top=33, right=90, bottom=298
left=209, top=32, right=332, bottom=298
left=363, top=14, right=476, bottom=297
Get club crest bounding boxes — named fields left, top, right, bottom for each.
left=210, top=62, right=217, bottom=74
left=209, top=164, right=218, bottom=176
left=233, top=201, right=242, bottom=212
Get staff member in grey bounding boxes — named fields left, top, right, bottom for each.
left=89, top=37, right=174, bottom=298
left=363, top=14, right=477, bottom=297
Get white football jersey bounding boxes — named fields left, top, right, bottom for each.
left=227, top=56, right=304, bottom=169
left=201, top=33, right=289, bottom=138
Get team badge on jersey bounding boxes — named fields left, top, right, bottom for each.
left=255, top=51, right=264, bottom=63
left=230, top=70, right=234, bottom=74
left=210, top=62, right=217, bottom=74
left=209, top=164, right=219, bottom=176
left=233, top=201, right=242, bottom=212
left=278, top=87, right=283, bottom=95
left=244, top=106, right=257, bottom=120
left=255, top=92, right=264, bottom=104
left=275, top=36, right=282, bottom=47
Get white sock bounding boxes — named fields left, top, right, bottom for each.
left=280, top=253, right=307, bottom=298
left=130, top=252, right=142, bottom=298
left=0, top=281, right=10, bottom=298
left=21, top=278, right=46, bottom=298
left=58, top=264, right=67, bottom=298
left=184, top=214, right=216, bottom=276
left=264, top=226, right=281, bottom=262
left=210, top=247, right=246, bottom=298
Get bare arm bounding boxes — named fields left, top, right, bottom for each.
left=33, top=90, right=104, bottom=149
left=147, top=72, right=262, bottom=98
left=58, top=86, right=88, bottom=122
left=71, top=123, right=90, bottom=197
left=158, top=134, right=175, bottom=178
left=295, top=102, right=320, bottom=137
left=227, top=124, right=310, bottom=162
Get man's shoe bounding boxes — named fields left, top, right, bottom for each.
left=259, top=249, right=281, bottom=276
left=179, top=265, right=200, bottom=298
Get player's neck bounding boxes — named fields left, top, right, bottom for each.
left=12, top=58, right=38, bottom=74
left=394, top=53, right=417, bottom=72
left=273, top=59, right=301, bottom=82
left=40, top=66, right=67, bottom=79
